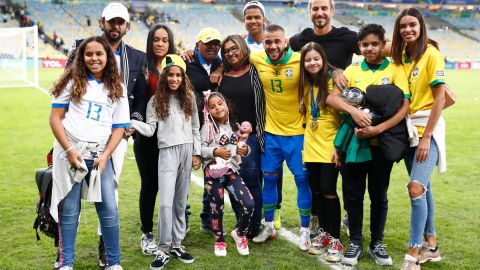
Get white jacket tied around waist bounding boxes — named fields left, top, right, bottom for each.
left=50, top=133, right=109, bottom=222
left=406, top=110, right=447, bottom=173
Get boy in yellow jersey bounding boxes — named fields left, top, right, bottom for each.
left=250, top=25, right=312, bottom=251
left=327, top=24, right=410, bottom=266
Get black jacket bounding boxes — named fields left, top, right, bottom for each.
left=366, top=84, right=408, bottom=162
left=66, top=39, right=148, bottom=121
left=186, top=52, right=222, bottom=123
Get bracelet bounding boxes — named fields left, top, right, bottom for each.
left=65, top=145, right=74, bottom=153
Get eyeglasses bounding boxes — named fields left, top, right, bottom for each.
left=223, top=46, right=239, bottom=55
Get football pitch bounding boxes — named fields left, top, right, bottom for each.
left=0, top=68, right=478, bottom=269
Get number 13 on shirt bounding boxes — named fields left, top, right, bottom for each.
left=86, top=101, right=103, bottom=121
left=270, top=79, right=283, bottom=93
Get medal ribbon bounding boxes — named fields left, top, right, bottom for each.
left=310, top=83, right=321, bottom=122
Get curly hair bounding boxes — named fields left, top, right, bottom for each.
left=51, top=36, right=123, bottom=103
left=154, top=65, right=193, bottom=121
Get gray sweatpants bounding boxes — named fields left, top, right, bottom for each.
left=157, top=143, right=192, bottom=251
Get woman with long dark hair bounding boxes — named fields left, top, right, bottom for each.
left=391, top=8, right=447, bottom=270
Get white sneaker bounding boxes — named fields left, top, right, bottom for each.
left=106, top=265, right=123, bottom=270
left=214, top=242, right=227, bottom=257
left=326, top=237, right=343, bottom=262
left=141, top=232, right=158, bottom=255
left=252, top=225, right=276, bottom=243
left=298, top=229, right=311, bottom=251
left=59, top=267, right=73, bottom=270
left=231, top=228, right=249, bottom=255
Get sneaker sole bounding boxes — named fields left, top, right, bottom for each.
left=341, top=251, right=363, bottom=266
left=252, top=233, right=278, bottom=243
left=308, top=247, right=327, bottom=255
left=142, top=249, right=158, bottom=256
left=326, top=255, right=343, bottom=263
left=419, top=255, right=441, bottom=264
left=368, top=249, right=393, bottom=266
left=176, top=258, right=194, bottom=264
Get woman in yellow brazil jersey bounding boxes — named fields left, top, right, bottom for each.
left=391, top=8, right=447, bottom=270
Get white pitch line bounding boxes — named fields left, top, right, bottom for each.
left=190, top=173, right=353, bottom=270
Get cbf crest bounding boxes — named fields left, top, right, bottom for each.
left=285, top=68, right=293, bottom=79
left=381, top=77, right=390, bottom=85
left=412, top=67, right=419, bottom=77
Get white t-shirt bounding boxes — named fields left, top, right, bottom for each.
left=245, top=35, right=264, bottom=52
left=52, top=80, right=130, bottom=142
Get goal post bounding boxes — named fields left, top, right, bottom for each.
left=0, top=25, right=39, bottom=88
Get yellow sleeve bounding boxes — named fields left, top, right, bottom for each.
left=343, top=66, right=355, bottom=89
left=426, top=47, right=446, bottom=89
left=327, top=78, right=333, bottom=93
left=249, top=51, right=263, bottom=67
left=393, top=65, right=411, bottom=98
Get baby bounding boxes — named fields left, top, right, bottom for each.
left=236, top=121, right=252, bottom=165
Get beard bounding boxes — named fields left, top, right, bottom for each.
left=312, top=16, right=330, bottom=29
left=104, top=30, right=123, bottom=43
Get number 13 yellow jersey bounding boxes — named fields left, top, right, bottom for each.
left=250, top=48, right=304, bottom=136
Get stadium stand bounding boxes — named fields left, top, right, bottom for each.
left=4, top=1, right=479, bottom=61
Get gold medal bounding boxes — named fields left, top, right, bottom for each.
left=310, top=120, right=318, bottom=130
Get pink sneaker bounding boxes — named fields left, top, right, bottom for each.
left=214, top=242, right=227, bottom=257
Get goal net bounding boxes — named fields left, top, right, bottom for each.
left=0, top=25, right=39, bottom=88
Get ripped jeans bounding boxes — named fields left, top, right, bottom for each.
left=404, top=137, right=439, bottom=248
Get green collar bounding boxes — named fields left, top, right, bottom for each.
left=361, top=58, right=390, bottom=72
left=404, top=53, right=412, bottom=63
left=266, top=47, right=293, bottom=65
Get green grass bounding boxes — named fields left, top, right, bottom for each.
left=0, top=69, right=479, bottom=269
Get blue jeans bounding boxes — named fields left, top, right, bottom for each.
left=230, top=133, right=262, bottom=233
left=404, top=138, right=438, bottom=248
left=59, top=159, right=120, bottom=267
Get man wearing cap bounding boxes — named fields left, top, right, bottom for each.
left=63, top=2, right=148, bottom=269
left=186, top=27, right=223, bottom=97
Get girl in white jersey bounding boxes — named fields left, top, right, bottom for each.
left=49, top=36, right=130, bottom=270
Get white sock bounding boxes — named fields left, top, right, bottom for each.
left=300, top=226, right=310, bottom=232
left=266, top=221, right=274, bottom=229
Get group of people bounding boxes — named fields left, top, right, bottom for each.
left=48, top=1, right=448, bottom=270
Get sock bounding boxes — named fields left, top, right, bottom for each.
left=300, top=226, right=309, bottom=232
left=266, top=221, right=274, bottom=229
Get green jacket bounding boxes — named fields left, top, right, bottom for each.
left=334, top=115, right=372, bottom=163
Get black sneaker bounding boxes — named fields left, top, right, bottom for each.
left=341, top=242, right=363, bottom=266
left=150, top=250, right=170, bottom=270
left=98, top=236, right=106, bottom=269
left=368, top=242, right=393, bottom=266
left=170, top=246, right=194, bottom=264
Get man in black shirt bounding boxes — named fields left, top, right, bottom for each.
left=289, top=0, right=360, bottom=70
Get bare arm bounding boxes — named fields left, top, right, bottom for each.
left=416, top=84, right=446, bottom=162
left=49, top=108, right=83, bottom=169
